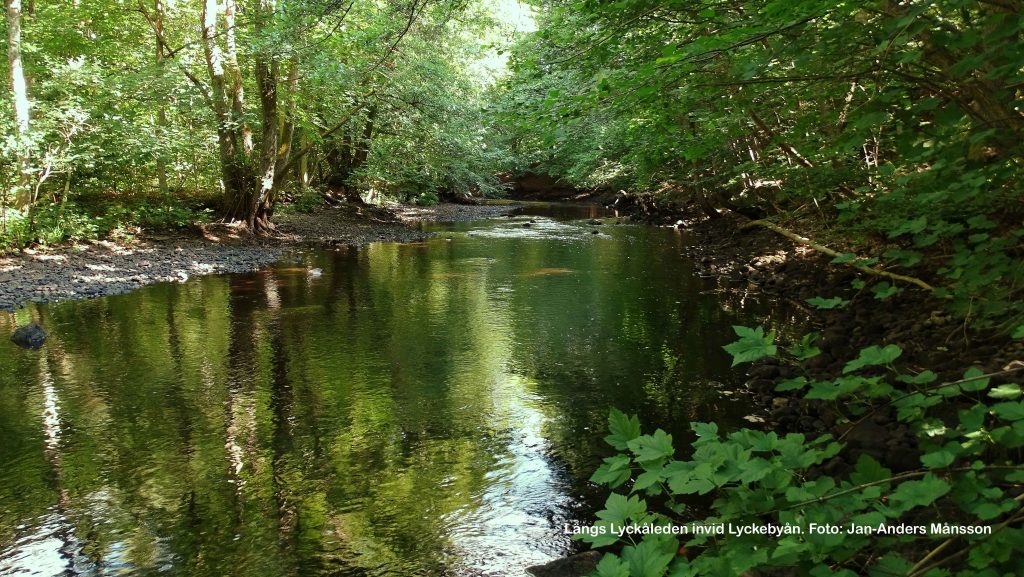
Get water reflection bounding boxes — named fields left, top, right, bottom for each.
left=0, top=205, right=803, bottom=576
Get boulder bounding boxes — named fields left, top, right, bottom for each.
left=11, top=323, right=47, bottom=349
left=527, top=551, right=602, bottom=577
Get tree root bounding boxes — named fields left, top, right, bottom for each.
left=741, top=219, right=936, bottom=292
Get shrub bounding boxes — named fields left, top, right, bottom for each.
left=579, top=326, right=1024, bottom=576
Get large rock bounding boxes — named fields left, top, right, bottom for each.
left=11, top=323, right=47, bottom=349
left=527, top=551, right=602, bottom=577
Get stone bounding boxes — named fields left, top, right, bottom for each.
left=527, top=551, right=602, bottom=577
left=11, top=323, right=47, bottom=349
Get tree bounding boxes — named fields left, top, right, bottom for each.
left=5, top=0, right=31, bottom=208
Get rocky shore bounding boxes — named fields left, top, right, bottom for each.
left=0, top=202, right=518, bottom=311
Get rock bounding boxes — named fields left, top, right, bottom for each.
left=591, top=230, right=600, bottom=235
left=748, top=364, right=781, bottom=380
left=11, top=323, right=47, bottom=349
left=527, top=551, right=602, bottom=577
left=589, top=219, right=603, bottom=225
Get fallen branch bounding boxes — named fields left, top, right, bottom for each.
left=741, top=219, right=936, bottom=291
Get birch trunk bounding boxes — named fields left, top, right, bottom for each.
left=6, top=0, right=31, bottom=208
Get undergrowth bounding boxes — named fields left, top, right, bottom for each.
left=582, top=327, right=1024, bottom=577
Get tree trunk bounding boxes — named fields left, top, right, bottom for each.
left=248, top=0, right=278, bottom=232
left=202, top=0, right=253, bottom=225
left=223, top=0, right=252, bottom=152
left=252, top=43, right=278, bottom=230
left=154, top=0, right=169, bottom=196
left=350, top=105, right=377, bottom=170
left=6, top=0, right=31, bottom=208
left=273, top=57, right=299, bottom=187
left=297, top=129, right=309, bottom=185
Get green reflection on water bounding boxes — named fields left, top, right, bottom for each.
left=0, top=207, right=800, bottom=576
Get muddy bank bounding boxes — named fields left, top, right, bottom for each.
left=0, top=202, right=518, bottom=311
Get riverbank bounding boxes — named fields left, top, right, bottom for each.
left=673, top=211, right=1023, bottom=474
left=0, top=202, right=518, bottom=310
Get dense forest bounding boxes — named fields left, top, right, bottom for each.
left=4, top=0, right=1024, bottom=576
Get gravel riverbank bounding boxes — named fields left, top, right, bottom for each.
left=0, top=202, right=519, bottom=310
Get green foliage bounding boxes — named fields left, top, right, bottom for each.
left=1, top=199, right=210, bottom=250
left=721, top=325, right=776, bottom=366
left=412, top=191, right=440, bottom=207
left=0, top=0, right=515, bottom=247
left=501, top=0, right=1024, bottom=328
left=806, top=297, right=848, bottom=310
left=582, top=327, right=1024, bottom=576
left=279, top=186, right=325, bottom=214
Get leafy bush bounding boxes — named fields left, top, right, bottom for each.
left=413, top=191, right=440, bottom=206
left=579, top=327, right=1024, bottom=576
left=1, top=199, right=211, bottom=250
left=277, top=186, right=325, bottom=214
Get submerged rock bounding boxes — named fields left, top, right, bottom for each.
left=11, top=323, right=47, bottom=349
left=527, top=551, right=602, bottom=577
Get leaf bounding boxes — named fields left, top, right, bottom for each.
left=633, top=468, right=664, bottom=492
left=960, top=367, right=990, bottom=392
left=591, top=455, right=633, bottom=487
left=622, top=536, right=677, bottom=577
left=989, top=384, right=1022, bottom=399
left=722, top=325, right=777, bottom=366
left=888, top=474, right=950, bottom=513
left=1012, top=325, right=1024, bottom=339
left=691, top=422, right=718, bottom=438
left=850, top=454, right=891, bottom=485
left=871, top=281, right=900, bottom=300
left=775, top=377, right=808, bottom=392
left=920, top=446, right=956, bottom=468
left=806, top=296, right=849, bottom=309
left=594, top=554, right=630, bottom=577
left=970, top=502, right=1003, bottom=521
left=606, top=408, right=642, bottom=450
left=888, top=216, right=928, bottom=238
left=597, top=493, right=647, bottom=526
left=992, top=402, right=1024, bottom=421
left=627, top=429, right=675, bottom=464
left=843, top=345, right=902, bottom=373
left=883, top=249, right=922, bottom=267
left=739, top=457, right=774, bottom=483
left=789, top=332, right=821, bottom=360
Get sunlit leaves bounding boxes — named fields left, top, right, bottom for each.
left=722, top=325, right=777, bottom=366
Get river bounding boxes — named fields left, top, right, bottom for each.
left=0, top=203, right=799, bottom=576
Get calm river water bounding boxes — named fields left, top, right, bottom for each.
left=0, top=203, right=800, bottom=576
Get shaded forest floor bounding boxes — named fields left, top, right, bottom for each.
left=674, top=211, right=1024, bottom=476
left=0, top=202, right=518, bottom=310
